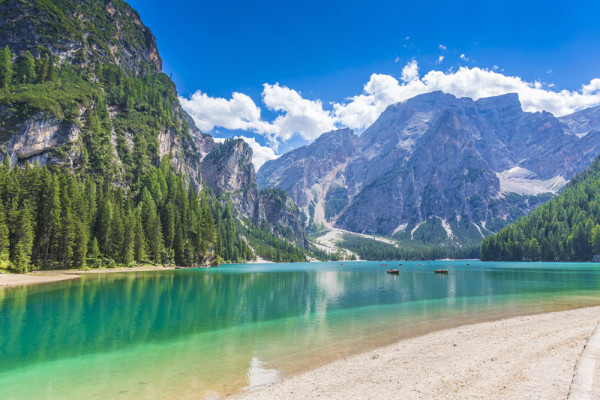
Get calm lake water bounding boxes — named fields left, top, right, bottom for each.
left=1, top=260, right=600, bottom=399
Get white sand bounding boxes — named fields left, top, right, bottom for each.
left=0, top=266, right=176, bottom=288
left=233, top=307, right=600, bottom=400
left=0, top=272, right=79, bottom=288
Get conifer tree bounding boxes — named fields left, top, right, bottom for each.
left=109, top=202, right=125, bottom=262
left=162, top=201, right=175, bottom=249
left=0, top=46, right=12, bottom=89
left=147, top=214, right=163, bottom=263
left=133, top=209, right=147, bottom=263
left=89, top=237, right=100, bottom=263
left=592, top=225, right=600, bottom=256
left=59, top=178, right=75, bottom=268
left=122, top=206, right=135, bottom=265
left=15, top=51, right=36, bottom=84
left=0, top=204, right=9, bottom=263
left=36, top=54, right=50, bottom=84
left=96, top=195, right=113, bottom=255
left=72, top=221, right=89, bottom=269
left=11, top=201, right=34, bottom=273
left=48, top=55, right=56, bottom=81
left=35, top=173, right=61, bottom=267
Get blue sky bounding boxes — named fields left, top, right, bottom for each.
left=128, top=0, right=600, bottom=167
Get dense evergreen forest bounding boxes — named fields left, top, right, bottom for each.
left=481, top=156, right=600, bottom=261
left=243, top=224, right=307, bottom=262
left=338, top=234, right=480, bottom=261
left=0, top=157, right=223, bottom=272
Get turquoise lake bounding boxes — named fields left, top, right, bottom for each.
left=1, top=260, right=600, bottom=399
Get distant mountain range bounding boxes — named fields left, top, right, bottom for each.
left=258, top=91, right=600, bottom=246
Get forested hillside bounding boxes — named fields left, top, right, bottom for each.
left=0, top=0, right=311, bottom=271
left=0, top=157, right=221, bottom=272
left=481, top=156, right=600, bottom=261
left=338, top=234, right=479, bottom=261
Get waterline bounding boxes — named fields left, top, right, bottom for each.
left=1, top=261, right=599, bottom=398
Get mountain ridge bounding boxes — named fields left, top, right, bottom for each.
left=258, top=91, right=600, bottom=247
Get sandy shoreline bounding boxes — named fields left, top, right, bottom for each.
left=233, top=306, right=600, bottom=400
left=0, top=265, right=176, bottom=288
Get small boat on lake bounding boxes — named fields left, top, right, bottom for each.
left=381, top=263, right=388, bottom=266
left=387, top=269, right=400, bottom=274
left=434, top=269, right=449, bottom=274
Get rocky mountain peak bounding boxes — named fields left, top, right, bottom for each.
left=314, top=127, right=356, bottom=144
left=475, top=92, right=521, bottom=106
left=0, top=0, right=162, bottom=75
left=559, top=105, right=600, bottom=136
left=202, top=139, right=255, bottom=195
left=202, top=139, right=308, bottom=248
left=308, top=128, right=357, bottom=159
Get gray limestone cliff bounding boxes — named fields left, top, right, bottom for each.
left=0, top=0, right=162, bottom=74
left=202, top=139, right=308, bottom=248
left=258, top=91, right=600, bottom=245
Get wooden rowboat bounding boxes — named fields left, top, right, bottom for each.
left=387, top=269, right=400, bottom=274
left=434, top=269, right=448, bottom=274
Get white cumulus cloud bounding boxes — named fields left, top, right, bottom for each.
left=179, top=91, right=276, bottom=134
left=180, top=84, right=336, bottom=149
left=332, top=60, right=600, bottom=130
left=181, top=59, right=600, bottom=152
left=401, top=59, right=419, bottom=82
left=262, top=83, right=337, bottom=143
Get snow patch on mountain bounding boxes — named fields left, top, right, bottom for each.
left=441, top=218, right=454, bottom=239
left=411, top=222, right=424, bottom=240
left=496, top=167, right=567, bottom=196
left=473, top=222, right=484, bottom=238
left=393, top=223, right=408, bottom=235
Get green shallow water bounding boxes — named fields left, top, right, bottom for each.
left=1, top=260, right=600, bottom=399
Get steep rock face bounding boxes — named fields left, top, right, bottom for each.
left=12, top=115, right=78, bottom=159
left=1, top=100, right=204, bottom=190
left=203, top=139, right=307, bottom=247
left=0, top=106, right=81, bottom=165
left=0, top=0, right=206, bottom=189
left=338, top=109, right=501, bottom=234
left=258, top=128, right=357, bottom=219
left=258, top=91, right=600, bottom=244
left=559, top=105, right=600, bottom=136
left=183, top=110, right=215, bottom=159
left=0, top=0, right=161, bottom=74
left=202, top=139, right=258, bottom=218
left=258, top=189, right=309, bottom=249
